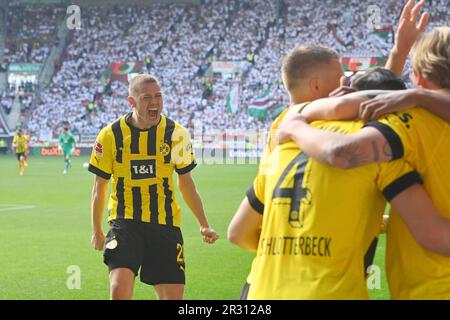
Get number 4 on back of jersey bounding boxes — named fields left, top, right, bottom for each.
left=272, top=152, right=312, bottom=228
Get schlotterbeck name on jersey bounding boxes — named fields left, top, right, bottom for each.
left=259, top=236, right=332, bottom=257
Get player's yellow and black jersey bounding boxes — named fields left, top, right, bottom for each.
left=245, top=117, right=422, bottom=300
left=88, top=113, right=196, bottom=227
left=366, top=107, right=450, bottom=300
left=246, top=104, right=293, bottom=285
left=23, top=135, right=30, bottom=150
left=258, top=103, right=310, bottom=175
left=13, top=135, right=27, bottom=154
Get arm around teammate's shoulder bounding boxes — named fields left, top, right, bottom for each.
left=278, top=115, right=394, bottom=169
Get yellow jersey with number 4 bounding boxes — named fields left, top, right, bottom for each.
left=246, top=118, right=421, bottom=300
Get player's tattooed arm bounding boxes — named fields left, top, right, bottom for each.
left=330, top=140, right=377, bottom=168
left=329, top=136, right=393, bottom=169
left=278, top=115, right=393, bottom=169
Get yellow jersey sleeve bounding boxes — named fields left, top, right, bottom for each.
left=364, top=111, right=417, bottom=161
left=376, top=159, right=423, bottom=202
left=88, top=127, right=114, bottom=180
left=259, top=103, right=310, bottom=175
left=172, top=126, right=197, bottom=175
left=246, top=172, right=266, bottom=215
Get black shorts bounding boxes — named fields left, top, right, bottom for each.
left=16, top=152, right=24, bottom=160
left=364, top=237, right=379, bottom=276
left=103, top=219, right=185, bottom=285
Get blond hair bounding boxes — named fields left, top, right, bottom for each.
left=411, top=26, right=450, bottom=89
left=281, top=45, right=339, bottom=94
left=128, top=74, right=161, bottom=97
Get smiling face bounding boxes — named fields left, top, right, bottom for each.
left=128, top=78, right=163, bottom=127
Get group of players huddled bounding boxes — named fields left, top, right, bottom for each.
left=228, top=0, right=450, bottom=299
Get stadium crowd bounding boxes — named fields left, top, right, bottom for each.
left=3, top=3, right=64, bottom=64
left=1, top=0, right=448, bottom=138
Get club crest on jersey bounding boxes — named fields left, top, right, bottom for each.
left=94, top=141, right=103, bottom=156
left=160, top=143, right=171, bottom=156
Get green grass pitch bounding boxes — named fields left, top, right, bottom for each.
left=0, top=155, right=389, bottom=299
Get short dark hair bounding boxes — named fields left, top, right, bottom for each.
left=282, top=45, right=340, bottom=93
left=351, top=67, right=406, bottom=90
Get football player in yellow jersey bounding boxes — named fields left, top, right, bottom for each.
left=278, top=25, right=450, bottom=299
left=230, top=45, right=344, bottom=299
left=12, top=128, right=27, bottom=176
left=89, top=74, right=219, bottom=300
left=22, top=130, right=30, bottom=168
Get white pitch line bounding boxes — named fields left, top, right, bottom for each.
left=0, top=205, right=36, bottom=212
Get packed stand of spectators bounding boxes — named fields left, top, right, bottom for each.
left=3, top=3, right=64, bottom=65
left=141, top=0, right=235, bottom=132
left=245, top=0, right=449, bottom=110
left=27, top=4, right=186, bottom=136
left=9, top=0, right=449, bottom=139
left=213, top=1, right=277, bottom=61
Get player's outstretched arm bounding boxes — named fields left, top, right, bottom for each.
left=278, top=115, right=393, bottom=169
left=385, top=0, right=429, bottom=76
left=227, top=198, right=262, bottom=252
left=292, top=90, right=389, bottom=123
left=391, top=184, right=450, bottom=256
left=91, top=175, right=109, bottom=251
left=360, top=89, right=450, bottom=123
left=177, top=172, right=219, bottom=244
